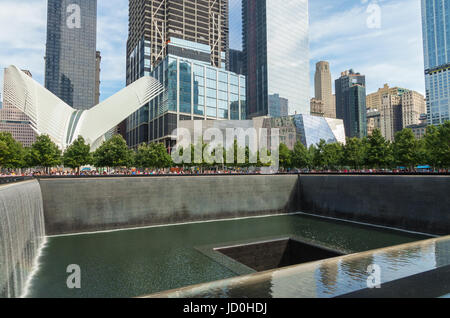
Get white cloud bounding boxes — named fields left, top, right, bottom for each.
left=0, top=0, right=129, bottom=101
left=309, top=0, right=425, bottom=96
left=0, top=0, right=47, bottom=96
left=0, top=0, right=427, bottom=105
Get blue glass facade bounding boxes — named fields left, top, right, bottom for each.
left=126, top=53, right=246, bottom=148
left=422, top=0, right=450, bottom=125
left=243, top=0, right=310, bottom=118
left=293, top=115, right=343, bottom=147
left=44, top=0, right=97, bottom=110
left=335, top=70, right=367, bottom=138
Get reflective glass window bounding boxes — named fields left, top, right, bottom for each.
left=207, top=107, right=217, bottom=117
left=179, top=61, right=192, bottom=114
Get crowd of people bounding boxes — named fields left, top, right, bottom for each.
left=0, top=167, right=446, bottom=178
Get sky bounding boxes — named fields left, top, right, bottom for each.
left=0, top=0, right=425, bottom=103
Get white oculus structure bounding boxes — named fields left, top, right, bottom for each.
left=3, top=65, right=164, bottom=151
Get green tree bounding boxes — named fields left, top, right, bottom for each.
left=423, top=125, right=441, bottom=169
left=343, top=137, right=366, bottom=170
left=366, top=129, right=393, bottom=169
left=322, top=142, right=344, bottom=170
left=256, top=148, right=272, bottom=168
left=63, top=136, right=92, bottom=172
left=0, top=132, right=24, bottom=169
left=424, top=121, right=450, bottom=169
left=439, top=121, right=450, bottom=168
left=135, top=142, right=172, bottom=169
left=278, top=143, right=293, bottom=170
left=393, top=129, right=421, bottom=170
left=312, top=140, right=327, bottom=170
left=22, top=147, right=34, bottom=169
left=28, top=135, right=61, bottom=172
left=93, top=135, right=133, bottom=170
left=292, top=141, right=311, bottom=169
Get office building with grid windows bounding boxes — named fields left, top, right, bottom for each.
left=126, top=38, right=246, bottom=150
left=126, top=0, right=231, bottom=149
left=421, top=0, right=450, bottom=125
left=0, top=69, right=37, bottom=147
left=335, top=70, right=367, bottom=139
left=44, top=0, right=97, bottom=110
left=243, top=0, right=310, bottom=118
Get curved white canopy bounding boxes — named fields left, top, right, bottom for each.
left=3, top=65, right=164, bottom=151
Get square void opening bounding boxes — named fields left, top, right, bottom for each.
left=215, top=238, right=345, bottom=272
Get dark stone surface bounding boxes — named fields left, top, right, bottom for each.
left=38, top=175, right=450, bottom=236
left=298, top=175, right=450, bottom=235
left=216, top=238, right=344, bottom=272
left=39, top=175, right=300, bottom=235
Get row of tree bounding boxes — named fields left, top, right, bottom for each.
left=0, top=133, right=170, bottom=172
left=277, top=122, right=449, bottom=170
left=0, top=121, right=449, bottom=172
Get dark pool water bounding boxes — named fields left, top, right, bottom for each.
left=26, top=214, right=430, bottom=298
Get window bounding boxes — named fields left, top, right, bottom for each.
left=179, top=61, right=192, bottom=114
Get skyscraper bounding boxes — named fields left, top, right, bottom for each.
left=366, top=84, right=408, bottom=110
left=0, top=69, right=37, bottom=147
left=335, top=70, right=367, bottom=138
left=380, top=94, right=402, bottom=142
left=369, top=84, right=425, bottom=141
left=125, top=0, right=241, bottom=149
left=228, top=49, right=244, bottom=75
left=242, top=0, right=310, bottom=118
left=402, top=90, right=426, bottom=129
left=314, top=61, right=335, bottom=118
left=421, top=0, right=450, bottom=125
left=268, top=94, right=289, bottom=117
left=127, top=0, right=229, bottom=86
left=44, top=0, right=97, bottom=110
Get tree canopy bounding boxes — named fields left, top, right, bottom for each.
left=27, top=135, right=62, bottom=170
left=93, top=135, right=134, bottom=169
left=135, top=142, right=173, bottom=169
left=63, top=136, right=92, bottom=171
left=0, top=132, right=24, bottom=169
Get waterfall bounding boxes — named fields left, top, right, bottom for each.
left=0, top=180, right=45, bottom=298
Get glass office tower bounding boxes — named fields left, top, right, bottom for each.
left=44, top=0, right=97, bottom=110
left=243, top=0, right=310, bottom=118
left=126, top=38, right=246, bottom=149
left=335, top=70, right=367, bottom=139
left=125, top=0, right=230, bottom=148
left=421, top=0, right=450, bottom=125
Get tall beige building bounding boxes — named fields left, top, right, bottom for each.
left=369, top=84, right=425, bottom=142
left=0, top=69, right=37, bottom=147
left=367, top=109, right=381, bottom=136
left=366, top=84, right=408, bottom=110
left=314, top=61, right=335, bottom=118
left=380, top=94, right=402, bottom=142
left=401, top=90, right=426, bottom=128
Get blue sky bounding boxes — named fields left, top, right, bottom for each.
left=0, top=0, right=425, bottom=102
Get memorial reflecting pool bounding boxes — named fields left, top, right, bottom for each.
left=26, top=214, right=431, bottom=298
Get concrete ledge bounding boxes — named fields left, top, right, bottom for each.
left=39, top=175, right=300, bottom=235
left=298, top=175, right=450, bottom=235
